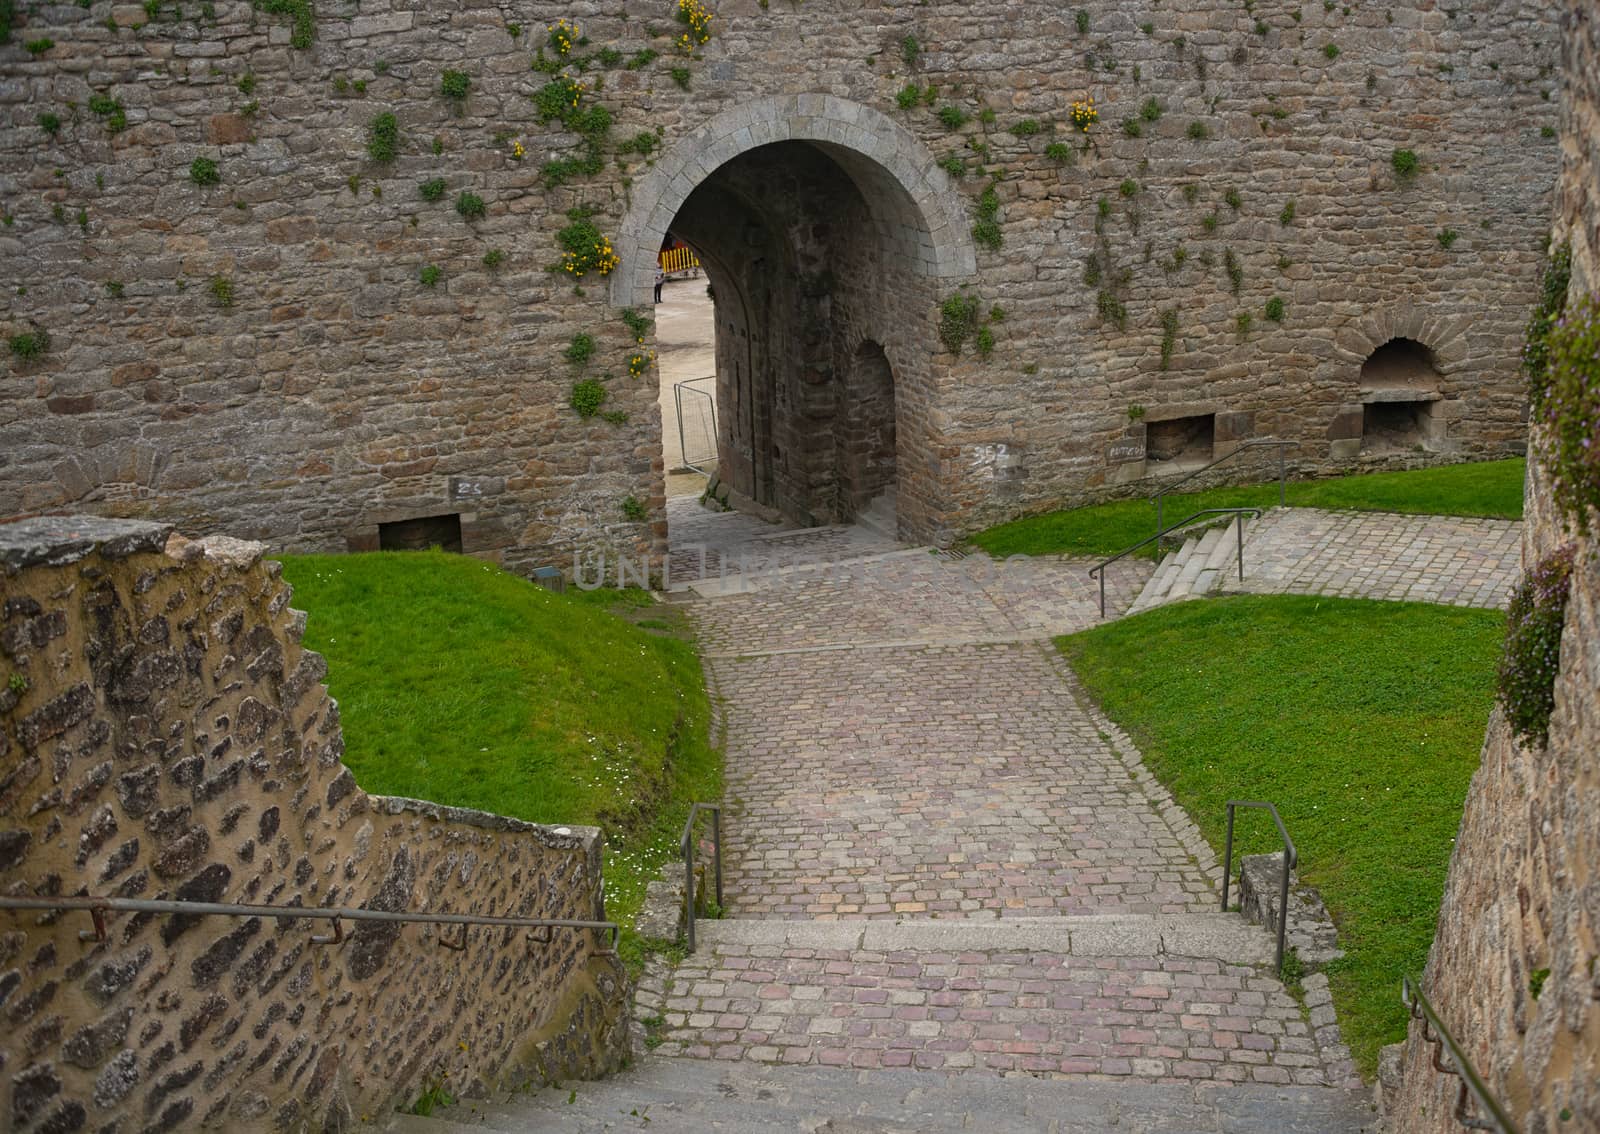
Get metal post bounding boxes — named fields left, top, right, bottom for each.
left=1156, top=494, right=1164, bottom=539
left=1098, top=571, right=1106, bottom=619
left=1220, top=804, right=1236, bottom=911
left=1236, top=513, right=1245, bottom=581
left=1275, top=850, right=1291, bottom=974
left=712, top=808, right=724, bottom=908
left=1278, top=448, right=1286, bottom=508
left=675, top=383, right=688, bottom=477
left=683, top=835, right=696, bottom=953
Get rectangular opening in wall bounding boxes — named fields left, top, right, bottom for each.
left=378, top=513, right=463, bottom=553
left=1145, top=414, right=1215, bottom=470
left=1362, top=400, right=1436, bottom=454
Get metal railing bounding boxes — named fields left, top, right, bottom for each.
left=1087, top=507, right=1263, bottom=617
left=681, top=802, right=724, bottom=953
left=1219, top=800, right=1296, bottom=974
left=1151, top=439, right=1297, bottom=534
left=1402, top=976, right=1521, bottom=1134
left=0, top=894, right=619, bottom=953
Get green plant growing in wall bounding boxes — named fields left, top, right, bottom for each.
left=1322, top=42, right=1340, bottom=59
left=7, top=327, right=49, bottom=360
left=621, top=307, right=653, bottom=342
left=253, top=0, right=313, bottom=49
left=367, top=112, right=399, bottom=162
left=1140, top=96, right=1162, bottom=122
left=1045, top=142, right=1073, bottom=165
left=1186, top=120, right=1210, bottom=140
left=1009, top=118, right=1041, bottom=137
left=1523, top=240, right=1572, bottom=412
left=1225, top=186, right=1243, bottom=210
left=938, top=105, right=969, bottom=130
left=975, top=325, right=995, bottom=358
left=482, top=248, right=506, bottom=269
left=1158, top=308, right=1179, bottom=370
left=1075, top=9, right=1089, bottom=34
left=419, top=264, right=442, bottom=287
left=938, top=154, right=966, bottom=178
left=1437, top=228, right=1458, bottom=249
left=938, top=291, right=981, bottom=354
left=620, top=495, right=649, bottom=521
left=88, top=92, right=127, bottom=133
left=901, top=34, right=920, bottom=68
left=38, top=112, right=61, bottom=136
left=1264, top=295, right=1286, bottom=322
left=1224, top=247, right=1243, bottom=294
left=895, top=84, right=922, bottom=111
left=1122, top=119, right=1143, bottom=138
left=971, top=182, right=1002, bottom=251
left=554, top=207, right=619, bottom=278
left=670, top=66, right=691, bottom=90
left=570, top=377, right=607, bottom=417
left=189, top=156, right=220, bottom=186
left=455, top=191, right=486, bottom=220
left=1496, top=545, right=1575, bottom=748
left=209, top=276, right=234, bottom=307
left=616, top=131, right=658, bottom=157
left=564, top=332, right=596, bottom=365
left=439, top=69, right=471, bottom=105
left=1236, top=311, right=1253, bottom=336
left=1097, top=290, right=1128, bottom=331
left=1391, top=148, right=1418, bottom=179
left=1543, top=294, right=1600, bottom=532
left=1279, top=199, right=1296, bottom=224
left=1119, top=179, right=1138, bottom=198
left=419, top=177, right=447, bottom=201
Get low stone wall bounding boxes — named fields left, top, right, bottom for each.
left=0, top=516, right=629, bottom=1132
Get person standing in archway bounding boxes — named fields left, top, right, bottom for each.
left=654, top=267, right=665, bottom=304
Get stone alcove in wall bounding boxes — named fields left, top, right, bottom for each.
left=612, top=96, right=975, bottom=538
left=1359, top=337, right=1444, bottom=454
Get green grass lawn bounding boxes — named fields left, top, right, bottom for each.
left=277, top=551, right=720, bottom=936
left=1058, top=595, right=1502, bottom=1078
left=972, top=458, right=1525, bottom=559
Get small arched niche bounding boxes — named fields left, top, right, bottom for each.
left=1359, top=337, right=1444, bottom=454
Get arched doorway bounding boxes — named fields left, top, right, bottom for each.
left=612, top=96, right=974, bottom=541
left=1359, top=337, right=1444, bottom=453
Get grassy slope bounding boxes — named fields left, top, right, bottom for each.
left=972, top=458, right=1526, bottom=559
left=1058, top=595, right=1501, bottom=1077
left=277, top=551, right=720, bottom=928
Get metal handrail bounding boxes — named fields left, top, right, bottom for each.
left=1087, top=507, right=1263, bottom=617
left=0, top=894, right=619, bottom=952
left=680, top=802, right=724, bottom=952
left=1219, top=800, right=1296, bottom=974
left=1150, top=439, right=1297, bottom=534
left=1402, top=975, right=1521, bottom=1133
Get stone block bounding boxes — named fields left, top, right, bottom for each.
left=1327, top=405, right=1364, bottom=441
left=1328, top=438, right=1361, bottom=461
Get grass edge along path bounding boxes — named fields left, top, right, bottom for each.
left=972, top=457, right=1525, bottom=559
left=1057, top=594, right=1501, bottom=1079
left=277, top=550, right=721, bottom=967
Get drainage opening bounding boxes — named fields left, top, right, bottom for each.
left=1362, top=400, right=1436, bottom=454
left=378, top=513, right=463, bottom=553
left=1146, top=414, right=1215, bottom=468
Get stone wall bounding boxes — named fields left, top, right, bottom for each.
left=0, top=516, right=628, bottom=1132
left=0, top=0, right=1564, bottom=569
left=1392, top=5, right=1598, bottom=1130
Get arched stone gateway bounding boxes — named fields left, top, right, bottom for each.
left=614, top=97, right=976, bottom=539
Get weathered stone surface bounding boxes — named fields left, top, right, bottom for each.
left=0, top=3, right=1559, bottom=575
left=0, top=520, right=629, bottom=1129
left=1392, top=23, right=1600, bottom=1123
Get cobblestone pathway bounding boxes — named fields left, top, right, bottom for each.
left=1233, top=507, right=1521, bottom=609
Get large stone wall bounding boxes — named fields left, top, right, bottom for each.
left=0, top=0, right=1564, bottom=570
left=0, top=516, right=628, bottom=1132
left=1392, top=5, right=1598, bottom=1130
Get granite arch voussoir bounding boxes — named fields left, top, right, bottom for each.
left=610, top=94, right=976, bottom=308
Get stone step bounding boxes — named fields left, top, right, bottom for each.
left=390, top=1062, right=1377, bottom=1133
left=1128, top=534, right=1200, bottom=613
left=694, top=911, right=1274, bottom=964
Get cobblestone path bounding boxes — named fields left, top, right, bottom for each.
left=1233, top=507, right=1521, bottom=609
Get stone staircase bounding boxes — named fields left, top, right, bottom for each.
left=1125, top=514, right=1258, bottom=615
left=854, top=484, right=898, bottom=543
left=383, top=911, right=1374, bottom=1133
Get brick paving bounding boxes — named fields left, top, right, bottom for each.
left=638, top=944, right=1340, bottom=1085
left=714, top=642, right=1214, bottom=919
left=1233, top=507, right=1521, bottom=609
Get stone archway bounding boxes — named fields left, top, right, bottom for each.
left=612, top=96, right=975, bottom=539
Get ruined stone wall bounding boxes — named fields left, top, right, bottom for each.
left=0, top=0, right=1563, bottom=569
left=0, top=516, right=628, bottom=1132
left=1392, top=6, right=1598, bottom=1130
